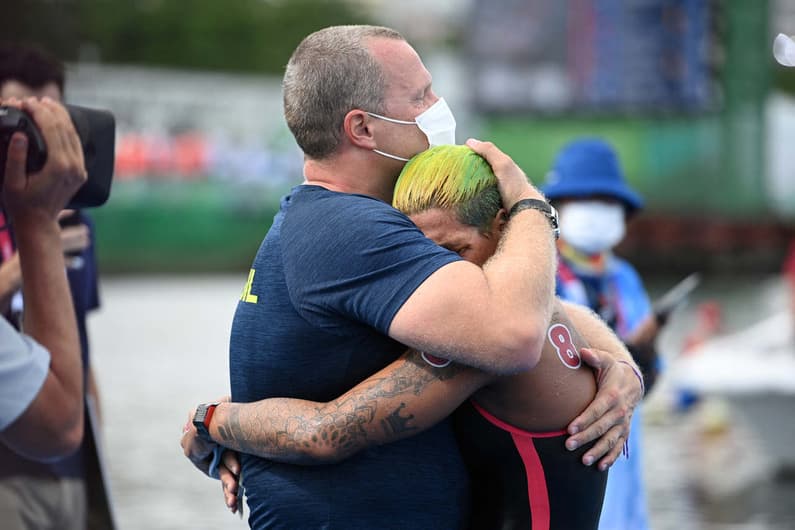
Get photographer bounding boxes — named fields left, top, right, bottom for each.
left=0, top=97, right=87, bottom=459
left=0, top=44, right=109, bottom=530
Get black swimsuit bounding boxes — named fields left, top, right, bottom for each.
left=454, top=400, right=608, bottom=530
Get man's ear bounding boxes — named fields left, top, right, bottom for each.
left=487, top=208, right=508, bottom=238
left=343, top=109, right=377, bottom=149
left=491, top=208, right=508, bottom=235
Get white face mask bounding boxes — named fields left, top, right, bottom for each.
left=559, top=201, right=626, bottom=255
left=774, top=33, right=795, bottom=67
left=368, top=97, right=457, bottom=162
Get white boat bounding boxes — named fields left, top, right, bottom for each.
left=671, top=311, right=795, bottom=472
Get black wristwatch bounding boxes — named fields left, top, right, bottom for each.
left=193, top=402, right=221, bottom=442
left=509, top=198, right=560, bottom=239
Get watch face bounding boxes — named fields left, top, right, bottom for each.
left=194, top=406, right=208, bottom=424
left=193, top=404, right=216, bottom=442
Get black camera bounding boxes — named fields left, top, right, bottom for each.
left=0, top=104, right=115, bottom=208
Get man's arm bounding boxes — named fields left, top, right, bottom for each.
left=0, top=97, right=88, bottom=460
left=559, top=300, right=645, bottom=470
left=389, top=140, right=557, bottom=374
left=182, top=351, right=493, bottom=466
left=182, top=299, right=643, bottom=471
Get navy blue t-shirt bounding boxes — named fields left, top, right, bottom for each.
left=229, top=185, right=469, bottom=529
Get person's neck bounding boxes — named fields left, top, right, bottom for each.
left=303, top=152, right=399, bottom=204
left=558, top=240, right=609, bottom=274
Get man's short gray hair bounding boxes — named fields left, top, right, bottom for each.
left=283, top=25, right=404, bottom=159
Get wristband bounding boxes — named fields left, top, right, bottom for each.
left=617, top=360, right=643, bottom=460
left=208, top=445, right=225, bottom=480
left=508, top=198, right=560, bottom=239
left=618, top=360, right=645, bottom=398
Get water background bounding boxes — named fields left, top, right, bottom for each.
left=89, top=273, right=795, bottom=529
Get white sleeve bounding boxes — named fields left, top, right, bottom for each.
left=0, top=318, right=51, bottom=431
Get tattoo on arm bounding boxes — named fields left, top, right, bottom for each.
left=215, top=350, right=476, bottom=464
left=380, top=403, right=415, bottom=437
left=217, top=425, right=231, bottom=442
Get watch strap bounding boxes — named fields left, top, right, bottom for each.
left=508, top=198, right=560, bottom=239
left=193, top=401, right=221, bottom=442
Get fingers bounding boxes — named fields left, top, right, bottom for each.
left=222, top=449, right=241, bottom=476
left=180, top=426, right=195, bottom=457
left=57, top=209, right=75, bottom=221
left=219, top=455, right=240, bottom=512
left=566, top=397, right=629, bottom=469
left=464, top=138, right=501, bottom=163
left=60, top=224, right=90, bottom=253
left=180, top=409, right=205, bottom=459
left=1, top=97, right=22, bottom=108
left=3, top=96, right=30, bottom=190
left=566, top=347, right=640, bottom=471
left=24, top=97, right=86, bottom=189
left=577, top=347, right=611, bottom=388
left=465, top=138, right=540, bottom=209
left=3, top=98, right=87, bottom=220
left=579, top=347, right=608, bottom=371
left=3, top=132, right=29, bottom=195
left=21, top=98, right=61, bottom=156
left=566, top=387, right=620, bottom=439
left=220, top=467, right=238, bottom=508
left=464, top=139, right=515, bottom=181
left=584, top=427, right=626, bottom=471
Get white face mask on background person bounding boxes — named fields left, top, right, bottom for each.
left=558, top=200, right=626, bottom=255
left=368, top=97, right=457, bottom=162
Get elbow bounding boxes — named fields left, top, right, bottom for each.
left=303, top=444, right=348, bottom=465
left=58, top=416, right=85, bottom=457
left=39, top=427, right=83, bottom=461
left=41, top=400, right=84, bottom=461
left=492, top=320, right=546, bottom=374
left=6, top=412, right=84, bottom=462
left=44, top=408, right=85, bottom=461
left=0, top=378, right=85, bottom=462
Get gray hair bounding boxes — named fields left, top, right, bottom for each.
left=283, top=25, right=404, bottom=159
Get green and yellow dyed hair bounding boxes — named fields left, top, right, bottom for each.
left=393, top=145, right=502, bottom=233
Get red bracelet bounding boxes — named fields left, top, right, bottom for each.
left=618, top=360, right=645, bottom=398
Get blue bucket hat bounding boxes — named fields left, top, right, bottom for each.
left=541, top=138, right=644, bottom=212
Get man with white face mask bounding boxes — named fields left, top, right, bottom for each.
left=366, top=96, right=457, bottom=161
left=543, top=137, right=659, bottom=530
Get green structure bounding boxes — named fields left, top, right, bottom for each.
left=88, top=0, right=778, bottom=273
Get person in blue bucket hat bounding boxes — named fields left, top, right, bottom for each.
left=544, top=138, right=643, bottom=214
left=543, top=138, right=660, bottom=530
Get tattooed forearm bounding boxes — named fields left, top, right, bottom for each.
left=217, top=424, right=231, bottom=442
left=380, top=403, right=415, bottom=437
left=212, top=350, right=489, bottom=464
